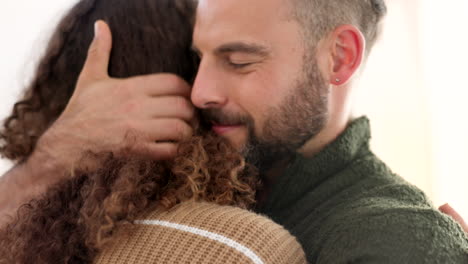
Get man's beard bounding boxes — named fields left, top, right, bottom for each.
left=201, top=53, right=328, bottom=171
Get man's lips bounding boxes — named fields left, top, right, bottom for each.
left=211, top=124, right=242, bottom=135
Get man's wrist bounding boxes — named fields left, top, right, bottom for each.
left=24, top=146, right=68, bottom=189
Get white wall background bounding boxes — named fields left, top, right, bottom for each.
left=0, top=1, right=467, bottom=219
left=354, top=0, right=468, bottom=221
left=0, top=0, right=78, bottom=171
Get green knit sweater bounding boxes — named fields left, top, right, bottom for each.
left=257, top=117, right=468, bottom=264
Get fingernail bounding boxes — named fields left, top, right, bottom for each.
left=94, top=21, right=100, bottom=39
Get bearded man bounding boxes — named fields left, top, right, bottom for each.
left=1, top=0, right=467, bottom=263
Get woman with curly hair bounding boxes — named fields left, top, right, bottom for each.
left=0, top=0, right=306, bottom=263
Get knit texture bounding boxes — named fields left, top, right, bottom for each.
left=258, top=116, right=468, bottom=264
left=95, top=201, right=306, bottom=264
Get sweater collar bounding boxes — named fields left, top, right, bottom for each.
left=258, top=116, right=372, bottom=213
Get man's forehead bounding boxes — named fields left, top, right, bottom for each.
left=195, top=0, right=291, bottom=27
left=194, top=0, right=292, bottom=49
left=197, top=0, right=274, bottom=13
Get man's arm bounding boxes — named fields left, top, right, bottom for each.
left=0, top=149, right=66, bottom=227
left=317, top=207, right=468, bottom=264
left=0, top=21, right=195, bottom=227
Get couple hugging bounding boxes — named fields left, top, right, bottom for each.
left=0, top=0, right=466, bottom=263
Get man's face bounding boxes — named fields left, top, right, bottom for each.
left=192, top=0, right=329, bottom=169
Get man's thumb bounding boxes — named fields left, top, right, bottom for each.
left=79, top=20, right=113, bottom=84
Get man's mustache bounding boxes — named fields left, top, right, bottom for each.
left=201, top=109, right=253, bottom=127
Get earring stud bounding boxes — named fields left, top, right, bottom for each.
left=335, top=78, right=341, bottom=83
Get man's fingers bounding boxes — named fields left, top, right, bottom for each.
left=439, top=203, right=468, bottom=232
left=141, top=143, right=179, bottom=160
left=141, top=96, right=195, bottom=122
left=121, top=141, right=178, bottom=161
left=79, top=20, right=113, bottom=85
left=130, top=73, right=192, bottom=98
left=141, top=119, right=194, bottom=142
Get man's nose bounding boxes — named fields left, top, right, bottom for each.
left=191, top=61, right=228, bottom=109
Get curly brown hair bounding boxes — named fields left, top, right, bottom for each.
left=0, top=0, right=260, bottom=263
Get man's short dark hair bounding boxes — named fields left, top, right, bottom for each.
left=291, top=0, right=387, bottom=55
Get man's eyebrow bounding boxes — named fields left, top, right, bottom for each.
left=191, top=42, right=270, bottom=57
left=215, top=42, right=270, bottom=57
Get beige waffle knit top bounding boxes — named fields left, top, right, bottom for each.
left=95, top=201, right=307, bottom=264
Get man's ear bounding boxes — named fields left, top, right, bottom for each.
left=328, top=25, right=365, bottom=86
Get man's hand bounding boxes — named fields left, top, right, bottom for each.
left=36, top=20, right=195, bottom=169
left=0, top=20, right=196, bottom=226
left=439, top=203, right=468, bottom=233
